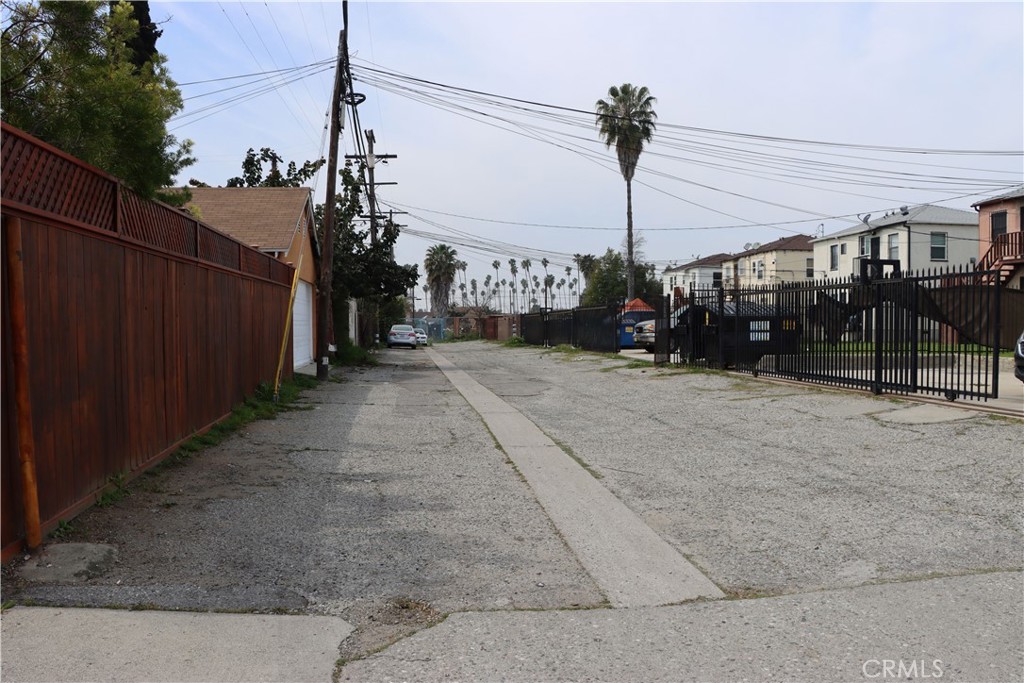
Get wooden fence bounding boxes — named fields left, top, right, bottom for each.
left=1, top=123, right=295, bottom=559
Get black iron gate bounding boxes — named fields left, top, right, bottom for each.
left=675, top=267, right=1003, bottom=402
left=519, top=304, right=619, bottom=353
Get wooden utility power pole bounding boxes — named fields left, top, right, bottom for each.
left=317, top=27, right=346, bottom=381
left=347, top=129, right=397, bottom=246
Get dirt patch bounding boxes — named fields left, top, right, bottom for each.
left=338, top=596, right=445, bottom=665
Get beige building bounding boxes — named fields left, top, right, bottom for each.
left=972, top=185, right=1024, bottom=289
left=721, top=235, right=814, bottom=288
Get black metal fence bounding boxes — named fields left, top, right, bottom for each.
left=672, top=265, right=1004, bottom=401
left=519, top=304, right=619, bottom=353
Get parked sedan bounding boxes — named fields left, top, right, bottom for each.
left=414, top=328, right=428, bottom=346
left=633, top=319, right=656, bottom=353
left=387, top=324, right=418, bottom=349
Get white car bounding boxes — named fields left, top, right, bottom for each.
left=387, top=324, right=418, bottom=349
left=414, top=328, right=428, bottom=346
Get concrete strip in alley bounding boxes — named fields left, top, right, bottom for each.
left=0, top=607, right=353, bottom=683
left=340, top=570, right=1022, bottom=682
left=426, top=347, right=724, bottom=607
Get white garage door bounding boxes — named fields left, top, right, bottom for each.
left=293, top=280, right=314, bottom=369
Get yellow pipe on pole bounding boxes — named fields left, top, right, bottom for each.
left=273, top=221, right=308, bottom=400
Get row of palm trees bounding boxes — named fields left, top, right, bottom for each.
left=421, top=82, right=657, bottom=317
left=422, top=244, right=584, bottom=317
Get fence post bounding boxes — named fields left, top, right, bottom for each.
left=872, top=279, right=884, bottom=394
left=4, top=216, right=42, bottom=551
left=716, top=286, right=725, bottom=369
left=992, top=276, right=1001, bottom=400
left=909, top=274, right=919, bottom=393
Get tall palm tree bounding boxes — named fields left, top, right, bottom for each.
left=595, top=83, right=657, bottom=300
left=544, top=274, right=555, bottom=309
left=508, top=259, right=519, bottom=313
left=492, top=260, right=501, bottom=311
left=424, top=244, right=458, bottom=318
left=520, top=259, right=533, bottom=309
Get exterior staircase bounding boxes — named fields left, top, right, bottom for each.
left=976, top=232, right=1024, bottom=286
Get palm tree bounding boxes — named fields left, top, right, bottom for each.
left=508, top=259, right=519, bottom=313
left=595, top=83, right=657, bottom=300
left=544, top=274, right=555, bottom=309
left=424, top=244, right=458, bottom=318
left=492, top=260, right=501, bottom=310
left=520, top=259, right=533, bottom=306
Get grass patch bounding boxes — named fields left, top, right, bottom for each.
left=48, top=519, right=75, bottom=541
left=148, top=375, right=318, bottom=474
left=502, top=336, right=527, bottom=347
left=331, top=340, right=379, bottom=367
left=96, top=472, right=130, bottom=507
left=550, top=436, right=603, bottom=480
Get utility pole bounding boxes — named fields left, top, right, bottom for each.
left=317, top=26, right=346, bottom=381
left=347, top=129, right=398, bottom=245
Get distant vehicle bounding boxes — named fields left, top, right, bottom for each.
left=414, top=328, right=428, bottom=346
left=633, top=319, right=656, bottom=353
left=387, top=324, right=418, bottom=349
left=1015, top=329, right=1024, bottom=383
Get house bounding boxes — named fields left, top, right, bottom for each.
left=971, top=185, right=1024, bottom=288
left=186, top=187, right=319, bottom=369
left=721, top=235, right=814, bottom=288
left=661, top=252, right=731, bottom=302
left=812, top=205, right=977, bottom=280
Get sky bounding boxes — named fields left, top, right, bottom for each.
left=155, top=1, right=1024, bottom=296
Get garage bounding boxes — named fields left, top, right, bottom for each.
left=293, top=280, right=314, bottom=369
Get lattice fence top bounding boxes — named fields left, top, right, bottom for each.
left=1, top=123, right=292, bottom=286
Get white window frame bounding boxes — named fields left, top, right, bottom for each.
left=887, top=233, right=899, bottom=261
left=829, top=245, right=839, bottom=271
left=930, top=232, right=947, bottom=261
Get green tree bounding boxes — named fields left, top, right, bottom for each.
left=225, top=147, right=324, bottom=188
left=1, top=0, right=195, bottom=200
left=580, top=248, right=661, bottom=307
left=595, top=83, right=657, bottom=300
left=425, top=244, right=459, bottom=317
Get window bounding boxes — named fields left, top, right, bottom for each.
left=930, top=232, right=947, bottom=261
left=806, top=257, right=814, bottom=278
left=991, top=211, right=1007, bottom=241
left=887, top=233, right=899, bottom=260
left=712, top=271, right=723, bottom=287
left=840, top=243, right=847, bottom=255
left=756, top=260, right=765, bottom=280
left=859, top=236, right=869, bottom=256
left=829, top=245, right=839, bottom=271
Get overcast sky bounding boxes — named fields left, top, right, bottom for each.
left=156, top=1, right=1024, bottom=290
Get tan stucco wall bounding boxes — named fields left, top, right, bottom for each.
left=281, top=211, right=317, bottom=285
left=976, top=198, right=1023, bottom=259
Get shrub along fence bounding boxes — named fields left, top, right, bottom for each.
left=2, top=123, right=294, bottom=559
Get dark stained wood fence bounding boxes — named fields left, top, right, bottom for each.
left=1, top=124, right=295, bottom=559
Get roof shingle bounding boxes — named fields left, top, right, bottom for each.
left=185, top=187, right=313, bottom=252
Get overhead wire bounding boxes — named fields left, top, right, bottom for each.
left=213, top=1, right=320, bottom=146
